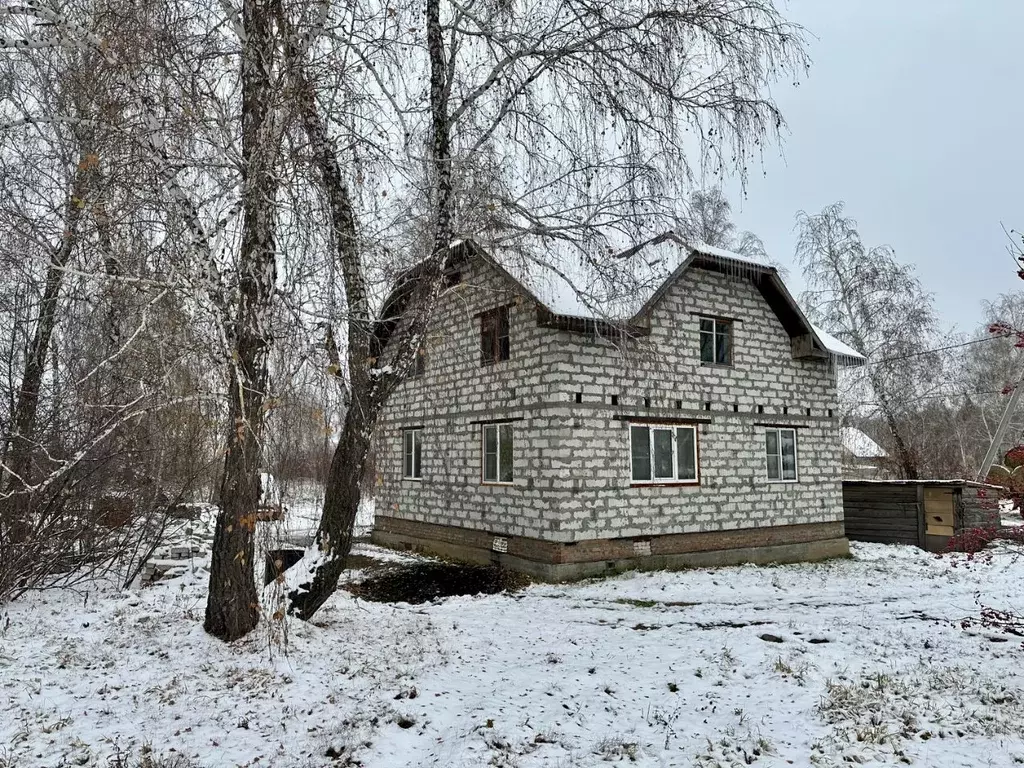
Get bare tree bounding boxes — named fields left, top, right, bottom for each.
left=0, top=0, right=283, bottom=622
left=675, top=187, right=776, bottom=265
left=0, top=0, right=220, bottom=598
left=202, top=0, right=290, bottom=640
left=282, top=0, right=809, bottom=618
left=677, top=188, right=736, bottom=249
left=795, top=202, right=939, bottom=479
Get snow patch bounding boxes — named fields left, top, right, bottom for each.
left=842, top=426, right=888, bottom=458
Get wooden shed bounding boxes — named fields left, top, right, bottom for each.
left=842, top=480, right=1001, bottom=552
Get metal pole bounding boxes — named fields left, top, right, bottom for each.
left=977, top=358, right=1024, bottom=482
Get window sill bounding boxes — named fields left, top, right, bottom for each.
left=402, top=477, right=423, bottom=482
left=630, top=480, right=700, bottom=488
left=766, top=479, right=799, bottom=484
left=481, top=481, right=515, bottom=487
left=699, top=362, right=733, bottom=369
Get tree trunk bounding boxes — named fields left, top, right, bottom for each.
left=1, top=163, right=91, bottom=543
left=288, top=385, right=374, bottom=619
left=283, top=0, right=454, bottom=618
left=882, top=406, right=918, bottom=480
left=276, top=24, right=372, bottom=618
left=204, top=0, right=279, bottom=642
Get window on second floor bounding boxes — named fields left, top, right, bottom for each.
left=480, top=306, right=510, bottom=365
left=699, top=317, right=732, bottom=365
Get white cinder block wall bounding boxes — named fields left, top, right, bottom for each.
left=375, top=256, right=843, bottom=547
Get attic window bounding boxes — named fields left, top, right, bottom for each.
left=480, top=306, right=510, bottom=366
left=411, top=348, right=426, bottom=378
left=699, top=317, right=732, bottom=365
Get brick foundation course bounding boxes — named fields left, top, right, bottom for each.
left=373, top=515, right=849, bottom=581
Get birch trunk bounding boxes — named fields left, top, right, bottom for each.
left=1, top=161, right=92, bottom=543
left=204, top=0, right=280, bottom=642
left=284, top=0, right=453, bottom=619
left=282, top=50, right=377, bottom=618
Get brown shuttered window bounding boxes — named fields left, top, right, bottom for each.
left=480, top=306, right=510, bottom=365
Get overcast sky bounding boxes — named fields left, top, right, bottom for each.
left=720, top=0, right=1024, bottom=334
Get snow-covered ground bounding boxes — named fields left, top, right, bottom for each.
left=3, top=542, right=1024, bottom=767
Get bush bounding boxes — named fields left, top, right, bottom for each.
left=945, top=523, right=1024, bottom=561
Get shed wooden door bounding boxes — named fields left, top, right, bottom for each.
left=923, top=488, right=955, bottom=538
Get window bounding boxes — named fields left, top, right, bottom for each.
left=480, top=306, right=510, bottom=365
left=411, top=348, right=426, bottom=378
left=699, top=317, right=732, bottom=365
left=482, top=422, right=514, bottom=483
left=765, top=428, right=798, bottom=482
left=403, top=429, right=422, bottom=479
left=629, top=424, right=698, bottom=484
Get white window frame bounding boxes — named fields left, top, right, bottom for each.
left=402, top=428, right=423, bottom=480
left=765, top=427, right=798, bottom=483
left=481, top=422, right=514, bottom=484
left=629, top=423, right=699, bottom=485
left=699, top=316, right=732, bottom=366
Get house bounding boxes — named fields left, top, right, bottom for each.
left=371, top=234, right=865, bottom=580
left=841, top=427, right=889, bottom=479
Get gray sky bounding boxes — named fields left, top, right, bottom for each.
left=722, top=0, right=1024, bottom=334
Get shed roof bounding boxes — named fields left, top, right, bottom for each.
left=842, top=479, right=1004, bottom=490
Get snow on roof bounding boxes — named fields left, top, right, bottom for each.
left=468, top=234, right=868, bottom=365
left=686, top=241, right=774, bottom=269
left=842, top=427, right=888, bottom=459
left=496, top=235, right=686, bottom=321
left=810, top=324, right=865, bottom=364
left=493, top=235, right=779, bottom=322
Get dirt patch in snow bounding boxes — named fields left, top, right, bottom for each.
left=344, top=561, right=530, bottom=604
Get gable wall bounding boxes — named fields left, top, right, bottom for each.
left=375, top=257, right=576, bottom=540
left=541, top=267, right=843, bottom=539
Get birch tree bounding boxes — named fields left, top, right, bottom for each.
left=675, top=187, right=775, bottom=265
left=200, top=0, right=289, bottom=640
left=282, top=0, right=809, bottom=618
left=0, top=0, right=222, bottom=598
left=795, top=202, right=939, bottom=479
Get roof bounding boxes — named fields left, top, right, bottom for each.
left=385, top=233, right=867, bottom=366
left=842, top=427, right=888, bottom=459
left=481, top=233, right=865, bottom=366
left=811, top=325, right=866, bottom=366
